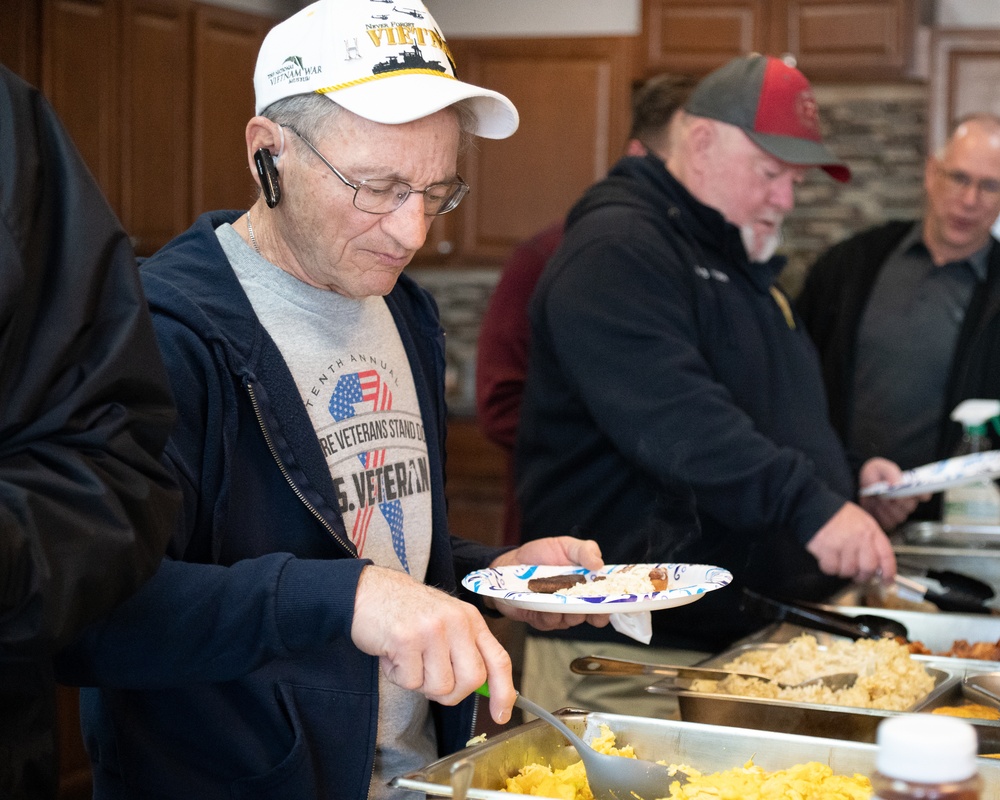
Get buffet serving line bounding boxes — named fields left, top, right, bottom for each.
left=393, top=522, right=1000, bottom=800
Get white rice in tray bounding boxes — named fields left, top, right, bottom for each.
left=688, top=633, right=935, bottom=711
left=557, top=565, right=658, bottom=597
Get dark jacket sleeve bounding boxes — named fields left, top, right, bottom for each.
left=0, top=65, right=180, bottom=652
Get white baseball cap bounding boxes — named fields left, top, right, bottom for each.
left=253, top=0, right=519, bottom=140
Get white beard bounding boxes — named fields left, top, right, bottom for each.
left=741, top=224, right=783, bottom=263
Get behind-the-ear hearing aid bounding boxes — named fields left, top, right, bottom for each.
left=254, top=148, right=281, bottom=208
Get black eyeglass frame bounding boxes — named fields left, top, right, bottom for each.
left=284, top=125, right=469, bottom=216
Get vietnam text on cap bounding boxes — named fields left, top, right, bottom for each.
left=254, top=0, right=519, bottom=140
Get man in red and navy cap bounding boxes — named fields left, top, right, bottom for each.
left=514, top=54, right=922, bottom=717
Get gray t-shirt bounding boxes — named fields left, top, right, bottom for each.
left=849, top=223, right=991, bottom=469
left=217, top=223, right=436, bottom=798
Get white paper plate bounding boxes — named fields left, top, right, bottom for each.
left=860, top=450, right=1000, bottom=499
left=461, top=562, right=732, bottom=614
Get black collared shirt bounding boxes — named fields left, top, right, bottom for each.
left=849, top=223, right=992, bottom=469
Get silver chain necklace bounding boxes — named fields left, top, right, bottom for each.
left=246, top=209, right=262, bottom=255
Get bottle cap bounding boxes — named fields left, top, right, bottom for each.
left=876, top=715, right=978, bottom=782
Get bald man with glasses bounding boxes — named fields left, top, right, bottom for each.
left=798, top=113, right=1000, bottom=522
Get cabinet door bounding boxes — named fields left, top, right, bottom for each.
left=439, top=37, right=636, bottom=264
left=776, top=0, right=915, bottom=80
left=190, top=3, right=270, bottom=216
left=643, top=0, right=767, bottom=75
left=0, top=0, right=42, bottom=84
left=42, top=0, right=122, bottom=209
left=122, top=0, right=192, bottom=256
left=929, top=29, right=1000, bottom=154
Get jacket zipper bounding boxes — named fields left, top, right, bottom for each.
left=245, top=381, right=354, bottom=554
left=248, top=380, right=381, bottom=797
left=248, top=380, right=466, bottom=781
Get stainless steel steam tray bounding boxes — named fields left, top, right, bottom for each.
left=390, top=712, right=1000, bottom=800
left=779, top=608, right=1000, bottom=662
left=648, top=640, right=993, bottom=748
left=903, top=521, right=1000, bottom=548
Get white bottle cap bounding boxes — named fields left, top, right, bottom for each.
left=876, top=715, right=978, bottom=782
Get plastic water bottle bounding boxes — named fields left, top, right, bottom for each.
left=872, top=715, right=981, bottom=800
left=942, top=399, right=1000, bottom=526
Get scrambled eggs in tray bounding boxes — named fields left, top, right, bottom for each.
left=391, top=712, right=1000, bottom=800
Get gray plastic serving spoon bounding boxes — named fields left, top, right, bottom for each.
left=476, top=684, right=685, bottom=800
left=570, top=655, right=858, bottom=691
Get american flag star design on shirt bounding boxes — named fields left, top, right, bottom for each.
left=328, top=369, right=408, bottom=571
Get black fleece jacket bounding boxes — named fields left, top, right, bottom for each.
left=515, top=153, right=852, bottom=651
left=0, top=65, right=179, bottom=799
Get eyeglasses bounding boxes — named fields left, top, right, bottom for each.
left=937, top=166, right=1000, bottom=198
left=285, top=126, right=469, bottom=216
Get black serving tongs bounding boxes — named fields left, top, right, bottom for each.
left=894, top=562, right=995, bottom=615
left=740, top=588, right=909, bottom=641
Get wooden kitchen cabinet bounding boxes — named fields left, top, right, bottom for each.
left=642, top=0, right=915, bottom=80
left=121, top=0, right=193, bottom=255
left=0, top=0, right=42, bottom=85
left=417, top=36, right=637, bottom=265
left=929, top=28, right=1000, bottom=154
left=42, top=0, right=123, bottom=208
left=191, top=4, right=271, bottom=218
left=775, top=0, right=915, bottom=80
left=5, top=0, right=271, bottom=257
left=444, top=417, right=506, bottom=548
left=643, top=0, right=769, bottom=76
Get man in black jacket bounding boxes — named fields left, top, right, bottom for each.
left=515, top=55, right=921, bottom=717
left=0, top=65, right=181, bottom=799
left=798, top=114, right=1000, bottom=518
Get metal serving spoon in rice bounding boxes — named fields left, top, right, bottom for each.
left=570, top=655, right=858, bottom=691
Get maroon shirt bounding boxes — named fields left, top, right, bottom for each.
left=475, top=221, right=564, bottom=545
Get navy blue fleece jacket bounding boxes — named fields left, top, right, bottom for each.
left=57, top=211, right=502, bottom=800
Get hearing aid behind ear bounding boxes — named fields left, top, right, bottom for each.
left=254, top=148, right=281, bottom=208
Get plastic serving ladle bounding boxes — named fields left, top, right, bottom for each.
left=475, top=684, right=685, bottom=800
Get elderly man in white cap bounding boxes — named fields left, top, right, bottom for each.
left=56, top=2, right=607, bottom=798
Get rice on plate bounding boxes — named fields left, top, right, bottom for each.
left=557, top=565, right=665, bottom=597
left=689, top=634, right=934, bottom=710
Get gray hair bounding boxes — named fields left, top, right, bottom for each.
left=261, top=93, right=477, bottom=155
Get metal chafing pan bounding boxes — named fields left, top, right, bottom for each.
left=903, top=521, right=1000, bottom=548
left=786, top=606, right=1000, bottom=661
left=649, top=640, right=959, bottom=746
left=914, top=666, right=1000, bottom=752
left=891, top=540, right=1000, bottom=603
left=390, top=712, right=1000, bottom=800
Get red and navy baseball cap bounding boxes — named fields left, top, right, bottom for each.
left=684, top=54, right=850, bottom=182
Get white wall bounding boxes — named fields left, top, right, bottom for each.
left=937, top=0, right=1000, bottom=26
left=201, top=0, right=297, bottom=16
left=421, top=0, right=641, bottom=38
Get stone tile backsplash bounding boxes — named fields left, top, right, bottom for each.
left=410, top=268, right=500, bottom=417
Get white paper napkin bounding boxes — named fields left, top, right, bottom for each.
left=609, top=610, right=652, bottom=644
